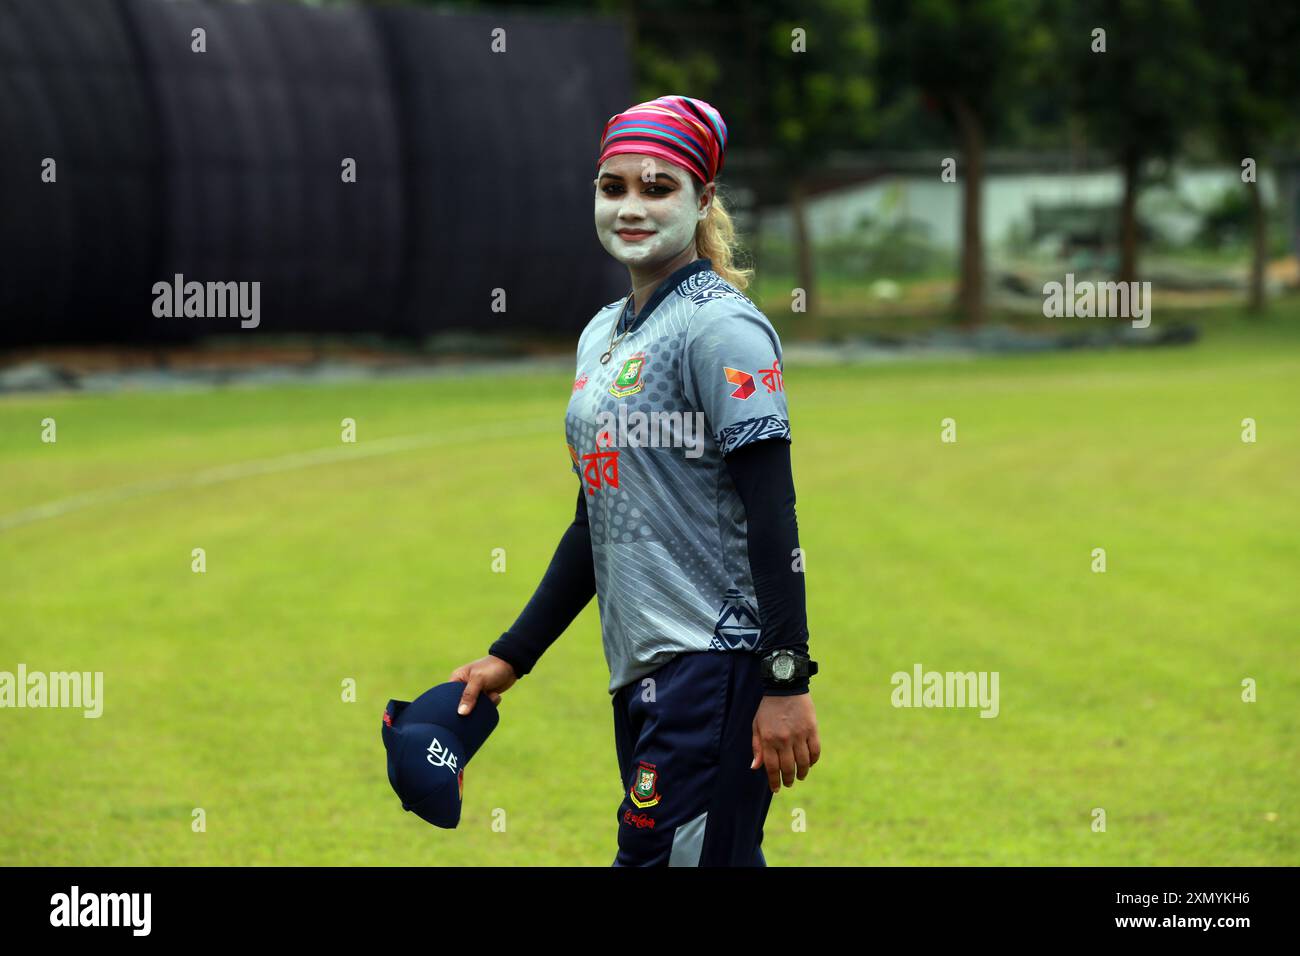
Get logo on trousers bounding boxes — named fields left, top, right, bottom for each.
left=630, top=760, right=661, bottom=808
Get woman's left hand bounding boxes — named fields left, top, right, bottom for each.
left=751, top=693, right=821, bottom=793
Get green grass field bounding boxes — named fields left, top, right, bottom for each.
left=2, top=304, right=1297, bottom=866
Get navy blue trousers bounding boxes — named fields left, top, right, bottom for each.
left=611, top=650, right=774, bottom=866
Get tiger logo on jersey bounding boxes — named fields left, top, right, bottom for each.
left=630, top=760, right=662, bottom=808
left=609, top=351, right=648, bottom=398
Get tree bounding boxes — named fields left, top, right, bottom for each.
left=1053, top=0, right=1216, bottom=288
left=756, top=1, right=875, bottom=316
left=1195, top=0, right=1300, bottom=313
left=874, top=0, right=1047, bottom=327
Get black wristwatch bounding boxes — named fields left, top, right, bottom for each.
left=759, top=648, right=818, bottom=688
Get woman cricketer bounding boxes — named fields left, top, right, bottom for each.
left=450, top=95, right=820, bottom=866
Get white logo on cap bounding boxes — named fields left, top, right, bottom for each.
left=426, top=736, right=460, bottom=772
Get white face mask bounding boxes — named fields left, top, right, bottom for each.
left=594, top=155, right=713, bottom=270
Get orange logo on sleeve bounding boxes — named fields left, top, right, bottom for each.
left=724, top=367, right=756, bottom=399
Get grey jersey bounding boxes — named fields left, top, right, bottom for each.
left=564, top=260, right=792, bottom=694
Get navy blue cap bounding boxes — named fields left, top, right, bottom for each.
left=381, top=682, right=499, bottom=828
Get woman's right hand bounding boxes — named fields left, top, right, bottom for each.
left=449, top=655, right=519, bottom=715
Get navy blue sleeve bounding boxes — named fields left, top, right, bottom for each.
left=723, top=437, right=811, bottom=695
left=487, top=486, right=595, bottom=678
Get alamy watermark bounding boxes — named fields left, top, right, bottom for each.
left=891, top=663, right=999, bottom=718
left=50, top=886, right=150, bottom=936
left=152, top=273, right=260, bottom=328
left=572, top=406, right=709, bottom=494
left=594, top=405, right=708, bottom=458
left=1042, top=273, right=1151, bottom=328
left=0, top=664, right=103, bottom=718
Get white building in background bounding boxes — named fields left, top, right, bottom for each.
left=758, top=165, right=1284, bottom=252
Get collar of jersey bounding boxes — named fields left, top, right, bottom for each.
left=616, top=257, right=714, bottom=336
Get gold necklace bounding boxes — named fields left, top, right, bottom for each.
left=600, top=293, right=635, bottom=364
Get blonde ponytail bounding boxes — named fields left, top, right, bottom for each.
left=693, top=178, right=754, bottom=292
